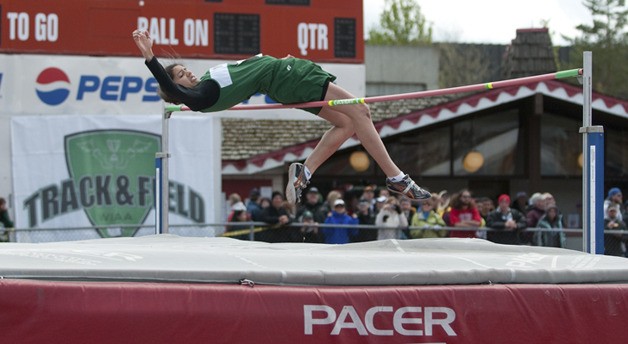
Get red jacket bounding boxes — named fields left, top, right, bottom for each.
left=448, top=207, right=482, bottom=238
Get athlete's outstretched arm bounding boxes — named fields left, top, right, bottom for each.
left=131, top=30, right=218, bottom=110
left=132, top=30, right=154, bottom=61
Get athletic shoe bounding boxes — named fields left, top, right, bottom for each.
left=385, top=175, right=431, bottom=200
left=286, top=163, right=309, bottom=204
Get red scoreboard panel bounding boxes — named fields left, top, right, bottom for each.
left=0, top=0, right=364, bottom=63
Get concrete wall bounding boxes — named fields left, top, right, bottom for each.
left=365, top=45, right=439, bottom=96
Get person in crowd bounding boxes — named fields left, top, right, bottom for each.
left=526, top=193, right=545, bottom=228
left=258, top=191, right=294, bottom=242
left=475, top=196, right=493, bottom=239
left=322, top=199, right=358, bottom=244
left=409, top=196, right=447, bottom=239
left=375, top=197, right=408, bottom=240
left=259, top=197, right=271, bottom=211
left=0, top=197, right=13, bottom=229
left=0, top=197, right=13, bottom=242
left=486, top=194, right=527, bottom=245
left=246, top=188, right=263, bottom=221
left=298, top=210, right=321, bottom=243
left=476, top=196, right=492, bottom=223
left=448, top=189, right=482, bottom=238
left=296, top=187, right=325, bottom=223
left=225, top=202, right=252, bottom=240
left=543, top=192, right=556, bottom=209
left=434, top=190, right=451, bottom=226
left=227, top=193, right=242, bottom=208
left=374, top=195, right=387, bottom=215
left=378, top=188, right=391, bottom=199
left=360, top=185, right=376, bottom=212
left=227, top=201, right=247, bottom=222
left=534, top=204, right=566, bottom=248
left=603, top=204, right=627, bottom=257
left=435, top=190, right=450, bottom=217
left=511, top=191, right=528, bottom=213
left=354, top=198, right=377, bottom=242
left=604, top=187, right=623, bottom=222
left=399, top=197, right=416, bottom=239
left=316, top=190, right=343, bottom=223
left=525, top=192, right=546, bottom=244
left=399, top=197, right=416, bottom=224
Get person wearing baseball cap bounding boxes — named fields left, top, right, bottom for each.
left=322, top=199, right=358, bottom=244
left=298, top=210, right=321, bottom=243
left=296, top=186, right=324, bottom=223
left=604, top=187, right=624, bottom=222
left=486, top=194, right=527, bottom=245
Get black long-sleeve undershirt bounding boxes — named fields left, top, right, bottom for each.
left=145, top=56, right=220, bottom=111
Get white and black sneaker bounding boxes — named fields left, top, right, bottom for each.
left=286, top=163, right=309, bottom=204
left=385, top=174, right=431, bottom=200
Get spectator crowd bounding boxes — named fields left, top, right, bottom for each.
left=225, top=184, right=628, bottom=258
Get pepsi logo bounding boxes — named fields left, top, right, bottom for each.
left=36, top=67, right=71, bottom=106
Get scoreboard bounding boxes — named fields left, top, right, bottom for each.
left=0, top=0, right=364, bottom=63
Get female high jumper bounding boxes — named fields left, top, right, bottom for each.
left=132, top=29, right=430, bottom=204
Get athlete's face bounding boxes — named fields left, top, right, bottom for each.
left=172, top=65, right=199, bottom=88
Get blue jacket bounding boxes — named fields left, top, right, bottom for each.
left=323, top=211, right=359, bottom=244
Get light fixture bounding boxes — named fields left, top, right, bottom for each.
left=578, top=152, right=583, bottom=168
left=349, top=151, right=370, bottom=172
left=462, top=118, right=484, bottom=173
left=463, top=150, right=484, bottom=173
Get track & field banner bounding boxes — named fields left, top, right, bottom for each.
left=11, top=114, right=220, bottom=242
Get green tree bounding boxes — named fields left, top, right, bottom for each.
left=437, top=43, right=491, bottom=88
left=572, top=0, right=628, bottom=46
left=368, top=0, right=433, bottom=45
left=562, top=0, right=628, bottom=98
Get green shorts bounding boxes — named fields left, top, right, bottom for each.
left=266, top=57, right=336, bottom=115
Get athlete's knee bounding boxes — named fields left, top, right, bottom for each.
left=342, top=124, right=355, bottom=139
left=334, top=121, right=355, bottom=137
left=358, top=104, right=372, bottom=120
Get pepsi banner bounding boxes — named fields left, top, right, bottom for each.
left=1, top=54, right=162, bottom=115
left=0, top=54, right=364, bottom=116
left=10, top=115, right=221, bottom=242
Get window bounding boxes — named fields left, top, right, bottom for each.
left=604, top=126, right=628, bottom=177
left=540, top=114, right=581, bottom=176
left=453, top=110, right=522, bottom=176
left=387, top=126, right=451, bottom=176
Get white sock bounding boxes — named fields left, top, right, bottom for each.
left=304, top=165, right=312, bottom=181
left=388, top=172, right=405, bottom=182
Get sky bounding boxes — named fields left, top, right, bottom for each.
left=363, top=0, right=593, bottom=46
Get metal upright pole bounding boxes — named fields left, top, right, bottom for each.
left=155, top=108, right=171, bottom=234
left=579, top=51, right=604, bottom=254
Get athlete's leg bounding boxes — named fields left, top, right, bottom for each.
left=286, top=106, right=354, bottom=205
left=288, top=82, right=430, bottom=203
left=319, top=83, right=401, bottom=177
left=302, top=107, right=355, bottom=174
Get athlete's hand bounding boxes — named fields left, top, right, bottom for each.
left=132, top=30, right=154, bottom=61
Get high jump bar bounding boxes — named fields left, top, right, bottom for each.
left=165, top=68, right=582, bottom=113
